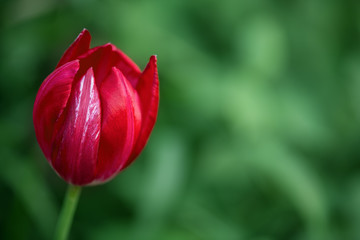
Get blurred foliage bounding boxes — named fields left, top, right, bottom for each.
left=0, top=0, right=360, bottom=239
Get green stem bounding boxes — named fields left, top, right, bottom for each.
left=54, top=185, right=81, bottom=240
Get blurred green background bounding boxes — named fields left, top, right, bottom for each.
left=0, top=0, right=360, bottom=239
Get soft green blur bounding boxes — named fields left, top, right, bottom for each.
left=0, top=0, right=359, bottom=239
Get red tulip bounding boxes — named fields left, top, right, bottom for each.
left=33, top=29, right=159, bottom=185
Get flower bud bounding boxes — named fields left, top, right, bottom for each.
left=33, top=29, right=159, bottom=185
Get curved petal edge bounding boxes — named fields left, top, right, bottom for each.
left=33, top=60, right=80, bottom=159
left=127, top=55, right=159, bottom=166
left=56, top=29, right=91, bottom=68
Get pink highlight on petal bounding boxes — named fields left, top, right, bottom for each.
left=51, top=68, right=101, bottom=185
left=33, top=30, right=159, bottom=186
left=33, top=60, right=80, bottom=159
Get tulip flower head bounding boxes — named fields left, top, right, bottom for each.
left=33, top=29, right=159, bottom=185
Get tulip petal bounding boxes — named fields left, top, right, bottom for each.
left=128, top=55, right=159, bottom=165
left=95, top=67, right=140, bottom=182
left=75, top=44, right=141, bottom=88
left=110, top=45, right=142, bottom=87
left=33, top=60, right=80, bottom=160
left=76, top=44, right=113, bottom=88
left=56, top=29, right=91, bottom=68
left=51, top=68, right=101, bottom=185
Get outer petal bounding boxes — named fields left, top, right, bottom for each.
left=94, top=67, right=140, bottom=183
left=51, top=68, right=101, bottom=185
left=127, top=55, right=159, bottom=166
left=56, top=29, right=91, bottom=68
left=33, top=60, right=79, bottom=159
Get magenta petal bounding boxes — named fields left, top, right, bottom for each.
left=56, top=29, right=91, bottom=68
left=95, top=67, right=140, bottom=182
left=76, top=44, right=113, bottom=88
left=34, top=29, right=159, bottom=186
left=33, top=60, right=80, bottom=159
left=128, top=55, right=159, bottom=165
left=51, top=68, right=101, bottom=185
left=110, top=44, right=142, bottom=87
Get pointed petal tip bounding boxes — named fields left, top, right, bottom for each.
left=110, top=66, right=127, bottom=81
left=146, top=55, right=158, bottom=73
left=150, top=55, right=157, bottom=63
left=72, top=59, right=80, bottom=65
left=79, top=28, right=91, bottom=38
left=142, top=55, right=158, bottom=74
left=139, top=55, right=159, bottom=86
left=56, top=30, right=92, bottom=68
left=86, top=66, right=94, bottom=75
left=104, top=43, right=115, bottom=50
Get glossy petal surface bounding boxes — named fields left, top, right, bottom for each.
left=33, top=60, right=79, bottom=159
left=33, top=30, right=159, bottom=185
left=95, top=67, right=140, bottom=182
left=51, top=68, right=101, bottom=185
